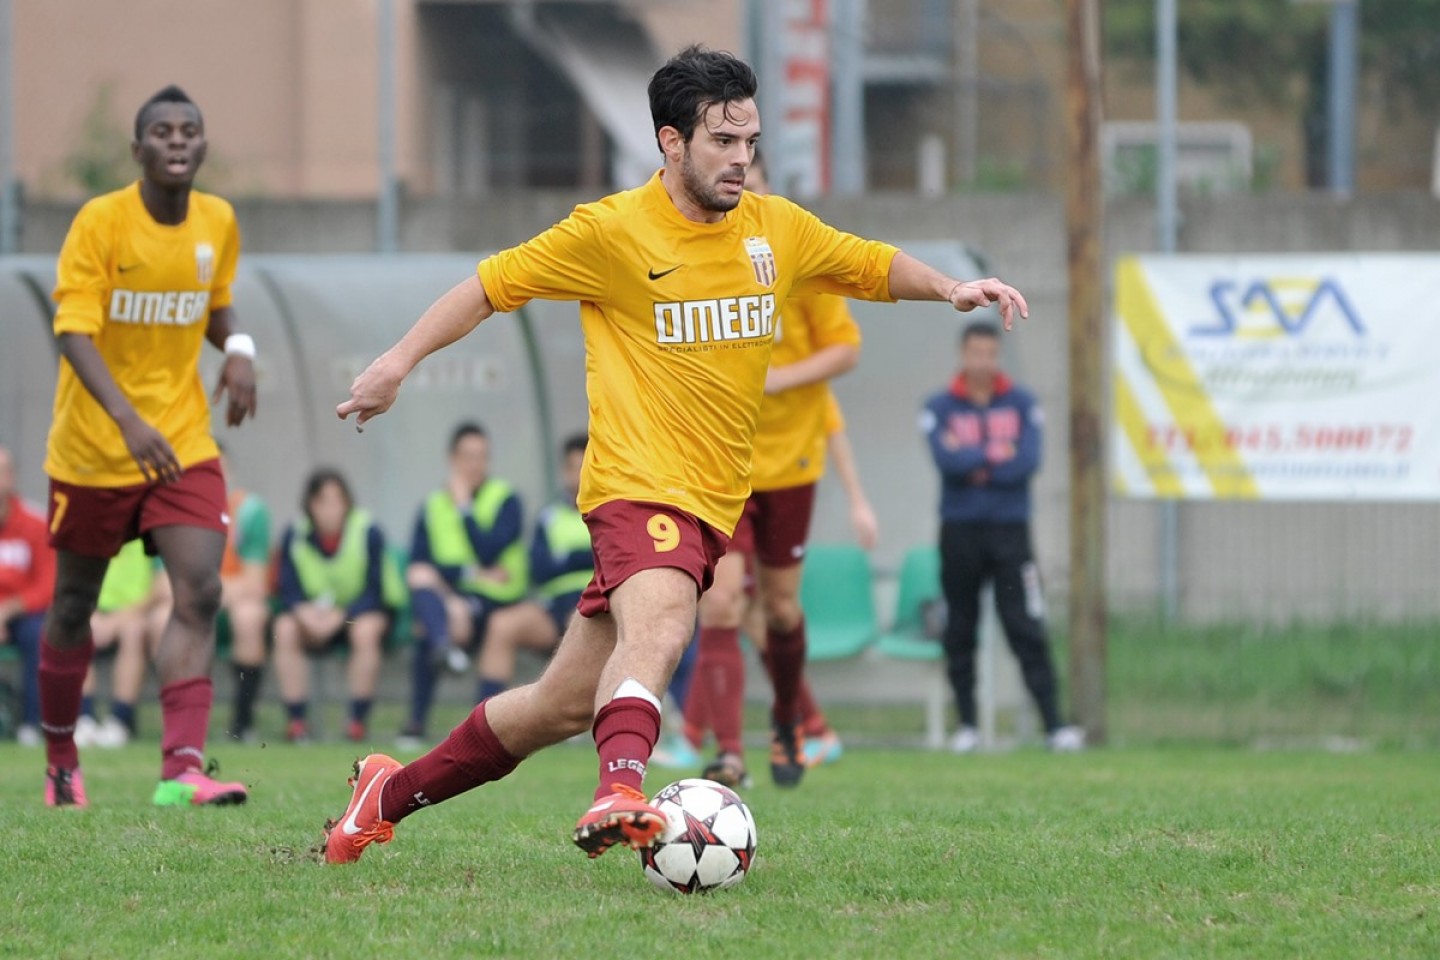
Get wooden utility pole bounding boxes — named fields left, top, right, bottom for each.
left=1064, top=0, right=1107, bottom=743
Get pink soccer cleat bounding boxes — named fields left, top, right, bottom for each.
left=45, top=765, right=88, bottom=808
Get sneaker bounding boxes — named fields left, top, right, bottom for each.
left=346, top=720, right=368, bottom=744
left=701, top=752, right=751, bottom=790
left=73, top=714, right=100, bottom=749
left=286, top=719, right=310, bottom=745
left=394, top=725, right=427, bottom=752
left=443, top=646, right=471, bottom=676
left=649, top=732, right=701, bottom=770
left=153, top=761, right=249, bottom=807
left=323, top=753, right=403, bottom=864
left=94, top=716, right=130, bottom=749
left=1047, top=725, right=1086, bottom=752
left=45, top=765, right=88, bottom=808
left=803, top=730, right=844, bottom=768
left=769, top=723, right=805, bottom=789
left=572, top=784, right=668, bottom=859
left=16, top=724, right=41, bottom=748
left=948, top=725, right=981, bottom=754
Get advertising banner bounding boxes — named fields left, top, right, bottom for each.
left=1112, top=255, right=1440, bottom=501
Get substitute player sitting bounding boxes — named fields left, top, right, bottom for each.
left=473, top=433, right=593, bottom=702
left=326, top=46, right=1027, bottom=866
left=401, top=422, right=527, bottom=745
left=273, top=468, right=403, bottom=744
left=39, top=85, right=255, bottom=808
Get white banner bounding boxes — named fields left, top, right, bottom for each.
left=1111, top=254, right=1440, bottom=501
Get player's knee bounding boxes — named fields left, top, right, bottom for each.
left=763, top=592, right=803, bottom=632
left=49, top=583, right=100, bottom=639
left=174, top=571, right=223, bottom=625
left=406, top=563, right=443, bottom=591
left=699, top=584, right=744, bottom=628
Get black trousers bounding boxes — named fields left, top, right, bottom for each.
left=938, top=520, right=1062, bottom=732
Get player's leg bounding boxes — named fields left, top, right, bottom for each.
left=148, top=521, right=246, bottom=804
left=271, top=611, right=312, bottom=741
left=692, top=550, right=749, bottom=786
left=475, top=601, right=558, bottom=702
left=751, top=484, right=819, bottom=787
left=989, top=523, right=1074, bottom=747
left=325, top=609, right=614, bottom=864
left=939, top=521, right=987, bottom=752
left=572, top=565, right=699, bottom=857
left=225, top=578, right=271, bottom=741
left=344, top=611, right=387, bottom=741
left=41, top=549, right=110, bottom=803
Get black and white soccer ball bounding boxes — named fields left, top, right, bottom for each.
left=638, top=778, right=758, bottom=894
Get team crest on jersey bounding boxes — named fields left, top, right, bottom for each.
left=745, top=236, right=777, bottom=288
left=194, top=243, right=215, bottom=284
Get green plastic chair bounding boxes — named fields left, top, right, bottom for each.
left=798, top=543, right=877, bottom=661
left=877, top=546, right=945, bottom=662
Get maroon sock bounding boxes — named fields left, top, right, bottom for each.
left=696, top=627, right=746, bottom=755
left=382, top=700, right=521, bottom=823
left=592, top=697, right=661, bottom=800
left=682, top=670, right=711, bottom=751
left=160, top=677, right=213, bottom=780
left=39, top=636, right=94, bottom=769
left=766, top=619, right=808, bottom=727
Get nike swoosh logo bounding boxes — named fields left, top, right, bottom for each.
left=648, top=265, right=681, bottom=281
left=341, top=771, right=386, bottom=835
left=118, top=263, right=141, bottom=273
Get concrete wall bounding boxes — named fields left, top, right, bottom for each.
left=9, top=190, right=1440, bottom=623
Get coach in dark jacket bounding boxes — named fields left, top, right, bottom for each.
left=919, top=322, right=1083, bottom=753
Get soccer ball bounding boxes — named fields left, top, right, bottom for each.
left=638, top=778, right=758, bottom=894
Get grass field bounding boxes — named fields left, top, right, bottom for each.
left=5, top=739, right=1438, bottom=959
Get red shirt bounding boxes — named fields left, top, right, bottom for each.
left=0, top=495, right=56, bottom=617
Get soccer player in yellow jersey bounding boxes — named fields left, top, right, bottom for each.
left=39, top=86, right=255, bottom=809
left=688, top=149, right=863, bottom=789
left=325, top=46, right=1027, bottom=867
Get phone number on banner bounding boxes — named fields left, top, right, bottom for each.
left=1146, top=423, right=1414, bottom=456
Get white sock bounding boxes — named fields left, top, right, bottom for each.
left=612, top=677, right=662, bottom=714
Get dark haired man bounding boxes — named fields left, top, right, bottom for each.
left=920, top=323, right=1082, bottom=754
left=326, top=45, right=1028, bottom=866
left=40, top=84, right=256, bottom=807
left=400, top=422, right=526, bottom=746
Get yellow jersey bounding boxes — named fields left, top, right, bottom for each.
left=750, top=294, right=861, bottom=491
left=479, top=171, right=896, bottom=534
left=825, top=391, right=846, bottom=435
left=47, top=182, right=239, bottom=487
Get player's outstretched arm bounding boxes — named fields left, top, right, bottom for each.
left=886, top=251, right=1029, bottom=330
left=205, top=306, right=258, bottom=427
left=336, top=275, right=495, bottom=427
left=57, top=332, right=181, bottom=483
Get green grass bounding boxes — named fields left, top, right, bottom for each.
left=1104, top=619, right=1440, bottom=747
left=4, top=742, right=1438, bottom=959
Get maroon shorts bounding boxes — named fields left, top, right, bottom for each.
left=47, top=458, right=229, bottom=559
left=576, top=500, right=730, bottom=618
left=748, top=482, right=817, bottom=569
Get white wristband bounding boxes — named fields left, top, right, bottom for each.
left=224, top=333, right=256, bottom=358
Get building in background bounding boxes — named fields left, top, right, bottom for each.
left=3, top=0, right=1437, bottom=203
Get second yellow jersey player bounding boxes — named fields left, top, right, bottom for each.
left=48, top=182, right=239, bottom=488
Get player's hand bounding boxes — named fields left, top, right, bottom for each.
left=849, top=500, right=880, bottom=552
left=212, top=355, right=258, bottom=427
left=117, top=412, right=182, bottom=484
left=948, top=278, right=1029, bottom=331
left=337, top=354, right=406, bottom=428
